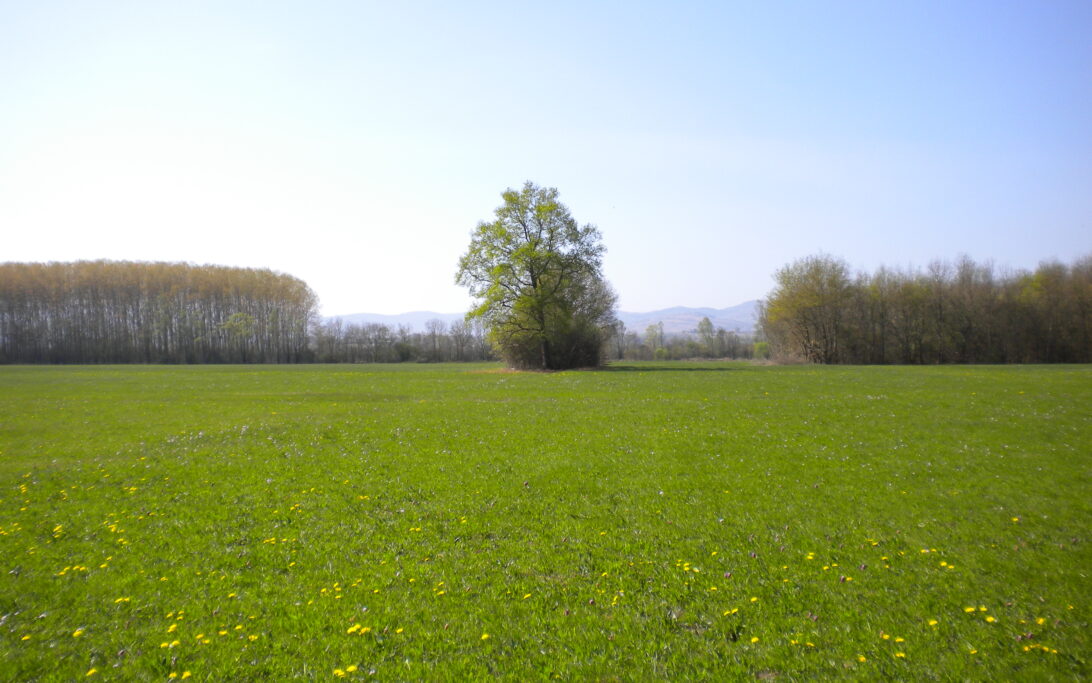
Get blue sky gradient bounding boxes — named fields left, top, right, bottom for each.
left=2, top=1, right=1089, bottom=314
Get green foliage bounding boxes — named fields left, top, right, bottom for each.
left=696, top=316, right=716, bottom=355
left=456, top=182, right=616, bottom=369
left=761, top=254, right=852, bottom=363
left=760, top=253, right=1092, bottom=364
left=0, top=363, right=1089, bottom=679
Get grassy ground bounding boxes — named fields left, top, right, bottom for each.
left=0, top=362, right=1088, bottom=681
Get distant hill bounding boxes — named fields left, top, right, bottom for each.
left=617, top=301, right=759, bottom=335
left=326, top=311, right=468, bottom=329
left=327, top=300, right=759, bottom=334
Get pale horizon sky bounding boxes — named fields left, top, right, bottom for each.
left=2, top=1, right=1090, bottom=315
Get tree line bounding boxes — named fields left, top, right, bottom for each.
left=0, top=256, right=754, bottom=365
left=606, top=319, right=757, bottom=361
left=0, top=261, right=497, bottom=364
left=0, top=261, right=316, bottom=363
left=759, top=254, right=1092, bottom=364
left=311, top=318, right=494, bottom=363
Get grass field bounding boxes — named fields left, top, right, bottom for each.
left=0, top=362, right=1089, bottom=681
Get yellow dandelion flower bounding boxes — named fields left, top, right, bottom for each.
left=985, top=616, right=996, bottom=623
left=750, top=597, right=758, bottom=602
left=333, top=669, right=346, bottom=678
left=882, top=634, right=890, bottom=640
left=395, top=628, right=404, bottom=634
left=248, top=634, right=259, bottom=641
left=21, top=635, right=30, bottom=641
left=181, top=674, right=191, bottom=680
left=969, top=649, right=978, bottom=654
left=481, top=633, right=490, bottom=640
left=858, top=655, right=866, bottom=662
left=963, top=607, right=975, bottom=613
left=86, top=669, right=98, bottom=677
left=523, top=594, right=531, bottom=600
left=1036, top=617, right=1046, bottom=625
left=895, top=652, right=906, bottom=658
left=928, top=619, right=938, bottom=626
left=346, top=665, right=358, bottom=673
left=169, top=674, right=178, bottom=680
left=750, top=637, right=759, bottom=643
left=167, top=624, right=178, bottom=633
left=895, top=637, right=904, bottom=643
left=73, top=629, right=84, bottom=638
left=347, top=624, right=360, bottom=634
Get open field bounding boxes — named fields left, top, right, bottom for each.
left=0, top=362, right=1089, bottom=680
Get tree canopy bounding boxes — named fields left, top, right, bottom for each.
left=759, top=253, right=1092, bottom=363
left=456, top=182, right=617, bottom=369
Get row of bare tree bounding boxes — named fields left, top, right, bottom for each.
left=310, top=318, right=494, bottom=363
left=606, top=320, right=756, bottom=361
left=0, top=261, right=317, bottom=363
left=760, top=254, right=1092, bottom=364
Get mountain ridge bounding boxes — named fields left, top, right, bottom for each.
left=327, top=300, right=759, bottom=334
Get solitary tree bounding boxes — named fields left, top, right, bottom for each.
left=456, top=182, right=617, bottom=369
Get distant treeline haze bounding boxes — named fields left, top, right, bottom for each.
left=311, top=318, right=495, bottom=363
left=609, top=320, right=755, bottom=361
left=760, top=254, right=1092, bottom=364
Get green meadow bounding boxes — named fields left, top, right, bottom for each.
left=0, top=363, right=1088, bottom=680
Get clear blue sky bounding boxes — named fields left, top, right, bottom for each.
left=2, top=1, right=1089, bottom=315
